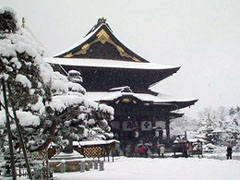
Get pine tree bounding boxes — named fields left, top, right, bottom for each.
left=0, top=7, right=55, bottom=178
left=196, top=107, right=239, bottom=147
left=0, top=7, right=114, bottom=177
left=52, top=70, right=114, bottom=151
left=170, top=106, right=240, bottom=149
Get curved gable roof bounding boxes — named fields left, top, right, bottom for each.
left=55, top=19, right=149, bottom=62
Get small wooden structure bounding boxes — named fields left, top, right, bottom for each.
left=172, top=138, right=204, bottom=158
left=172, top=140, right=188, bottom=157
left=188, top=139, right=204, bottom=158
left=73, top=140, right=120, bottom=161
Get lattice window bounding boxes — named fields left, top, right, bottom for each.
left=83, top=146, right=103, bottom=158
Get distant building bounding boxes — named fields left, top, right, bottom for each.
left=46, top=18, right=197, bottom=153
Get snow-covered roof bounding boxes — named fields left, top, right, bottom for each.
left=51, top=150, right=84, bottom=160
left=86, top=91, right=196, bottom=105
left=54, top=23, right=107, bottom=57
left=73, top=139, right=120, bottom=147
left=45, top=57, right=179, bottom=70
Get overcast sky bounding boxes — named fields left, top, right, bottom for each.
left=2, top=0, right=240, bottom=118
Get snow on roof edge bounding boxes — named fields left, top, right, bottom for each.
left=157, top=92, right=198, bottom=103
left=73, top=139, right=119, bottom=147
left=54, top=23, right=105, bottom=57
left=86, top=91, right=198, bottom=104
left=45, top=57, right=180, bottom=70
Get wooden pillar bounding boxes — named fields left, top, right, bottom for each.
left=117, top=105, right=124, bottom=142
left=119, top=118, right=123, bottom=141
left=165, top=115, right=170, bottom=144
left=153, top=107, right=156, bottom=127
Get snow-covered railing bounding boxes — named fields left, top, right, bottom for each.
left=50, top=159, right=104, bottom=173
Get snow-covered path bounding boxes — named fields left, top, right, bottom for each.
left=54, top=157, right=240, bottom=180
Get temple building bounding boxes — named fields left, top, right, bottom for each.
left=46, top=18, right=197, bottom=152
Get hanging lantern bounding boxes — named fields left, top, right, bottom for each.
left=134, top=131, right=139, bottom=138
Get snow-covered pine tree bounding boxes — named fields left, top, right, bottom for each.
left=197, top=107, right=215, bottom=143
left=170, top=106, right=239, bottom=153
left=0, top=7, right=57, bottom=178
left=0, top=6, right=114, bottom=177
left=199, top=107, right=239, bottom=145
left=0, top=7, right=57, bottom=149
left=193, top=106, right=240, bottom=152
left=225, top=106, right=240, bottom=146
left=51, top=69, right=114, bottom=151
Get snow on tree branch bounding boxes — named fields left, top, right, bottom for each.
left=0, top=7, right=114, bottom=154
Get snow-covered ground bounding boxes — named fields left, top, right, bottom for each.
left=54, top=156, right=240, bottom=180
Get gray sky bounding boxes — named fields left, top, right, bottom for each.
left=2, top=0, right=240, bottom=118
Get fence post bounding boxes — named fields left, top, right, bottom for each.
left=94, top=160, right=98, bottom=169
left=60, top=161, right=66, bottom=173
left=80, top=161, right=85, bottom=173
left=99, top=160, right=104, bottom=171
left=89, top=160, right=93, bottom=169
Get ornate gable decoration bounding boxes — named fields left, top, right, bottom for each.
left=97, top=29, right=110, bottom=44
left=59, top=18, right=148, bottom=63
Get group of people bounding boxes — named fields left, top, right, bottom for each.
left=123, top=142, right=234, bottom=160
left=138, top=145, right=150, bottom=157
left=123, top=143, right=166, bottom=158
left=138, top=144, right=165, bottom=158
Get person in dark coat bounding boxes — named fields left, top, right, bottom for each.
left=226, top=145, right=232, bottom=160
left=144, top=146, right=149, bottom=158
left=182, top=142, right=188, bottom=158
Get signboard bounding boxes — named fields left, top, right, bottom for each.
left=155, top=121, right=165, bottom=129
left=123, top=121, right=133, bottom=131
left=141, top=121, right=152, bottom=131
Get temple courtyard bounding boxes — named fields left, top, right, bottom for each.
left=54, top=156, right=240, bottom=180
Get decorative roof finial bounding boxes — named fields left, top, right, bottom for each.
left=97, top=17, right=106, bottom=25
left=22, top=17, right=25, bottom=28
left=85, top=17, right=110, bottom=37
